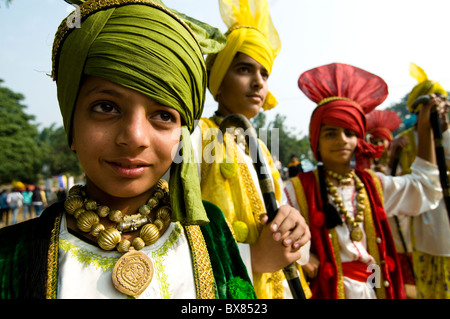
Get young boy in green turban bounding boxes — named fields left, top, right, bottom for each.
left=0, top=0, right=266, bottom=299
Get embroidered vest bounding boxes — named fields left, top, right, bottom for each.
left=289, top=169, right=405, bottom=299
left=0, top=201, right=255, bottom=299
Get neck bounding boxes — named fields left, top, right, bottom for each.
left=217, top=103, right=231, bottom=117
left=322, top=162, right=353, bottom=176
left=84, top=179, right=156, bottom=216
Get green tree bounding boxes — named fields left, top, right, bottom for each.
left=262, top=113, right=315, bottom=167
left=0, top=79, right=42, bottom=184
left=250, top=110, right=267, bottom=131
left=38, top=124, right=83, bottom=178
left=384, top=93, right=410, bottom=136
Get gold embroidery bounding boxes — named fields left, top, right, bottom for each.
left=328, top=228, right=345, bottom=299
left=272, top=270, right=284, bottom=299
left=361, top=173, right=387, bottom=299
left=366, top=169, right=384, bottom=204
left=199, top=118, right=282, bottom=299
left=46, top=213, right=62, bottom=299
left=289, top=176, right=310, bottom=225
left=312, top=170, right=345, bottom=298
left=184, top=225, right=216, bottom=299
left=238, top=161, right=266, bottom=224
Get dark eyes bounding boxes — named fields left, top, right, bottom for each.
left=93, top=103, right=175, bottom=123
left=237, top=66, right=269, bottom=80
left=92, top=102, right=118, bottom=114
left=344, top=130, right=356, bottom=137
left=155, top=112, right=175, bottom=122
left=322, top=129, right=356, bottom=138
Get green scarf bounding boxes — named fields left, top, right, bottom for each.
left=52, top=0, right=226, bottom=225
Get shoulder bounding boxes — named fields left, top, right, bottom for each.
left=0, top=202, right=63, bottom=298
left=0, top=202, right=62, bottom=242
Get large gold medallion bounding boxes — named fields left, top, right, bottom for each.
left=112, top=250, right=153, bottom=298
left=351, top=227, right=363, bottom=242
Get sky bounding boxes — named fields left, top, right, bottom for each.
left=1, top=0, right=450, bottom=138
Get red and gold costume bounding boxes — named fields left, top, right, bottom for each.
left=285, top=63, right=442, bottom=298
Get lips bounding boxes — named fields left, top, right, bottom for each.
left=333, top=149, right=352, bottom=154
left=107, top=159, right=149, bottom=178
left=246, top=93, right=263, bottom=102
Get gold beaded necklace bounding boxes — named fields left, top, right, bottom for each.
left=63, top=179, right=171, bottom=298
left=326, top=169, right=366, bottom=242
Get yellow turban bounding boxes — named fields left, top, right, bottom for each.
left=207, top=0, right=281, bottom=111
left=407, top=63, right=447, bottom=113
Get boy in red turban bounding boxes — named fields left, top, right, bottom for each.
left=284, top=62, right=443, bottom=299
left=365, top=109, right=402, bottom=173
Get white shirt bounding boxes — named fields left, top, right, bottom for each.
left=410, top=129, right=450, bottom=256
left=57, top=213, right=197, bottom=299
left=285, top=157, right=442, bottom=298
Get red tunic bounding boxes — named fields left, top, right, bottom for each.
left=294, top=169, right=405, bottom=299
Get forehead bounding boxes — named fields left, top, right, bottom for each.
left=231, top=53, right=267, bottom=71
left=320, top=124, right=357, bottom=135
left=320, top=124, right=342, bottom=131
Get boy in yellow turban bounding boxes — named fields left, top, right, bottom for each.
left=191, top=0, right=311, bottom=299
left=392, top=63, right=450, bottom=298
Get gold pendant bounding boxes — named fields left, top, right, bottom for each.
left=112, top=250, right=153, bottom=298
left=351, top=227, right=363, bottom=242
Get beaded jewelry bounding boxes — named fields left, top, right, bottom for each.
left=326, top=170, right=366, bottom=242
left=63, top=179, right=171, bottom=297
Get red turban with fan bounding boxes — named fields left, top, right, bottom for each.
left=366, top=110, right=401, bottom=145
left=298, top=63, right=388, bottom=168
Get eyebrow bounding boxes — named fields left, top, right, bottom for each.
left=233, top=61, right=269, bottom=74
left=233, top=61, right=254, bottom=68
left=321, top=126, right=338, bottom=132
left=83, top=85, right=124, bottom=98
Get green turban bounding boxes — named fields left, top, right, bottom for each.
left=52, top=0, right=226, bottom=225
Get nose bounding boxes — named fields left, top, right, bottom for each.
left=337, top=130, right=349, bottom=143
left=376, top=140, right=384, bottom=146
left=251, top=72, right=264, bottom=89
left=116, top=109, right=151, bottom=149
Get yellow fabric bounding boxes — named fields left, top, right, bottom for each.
left=407, top=63, right=448, bottom=113
left=398, top=118, right=450, bottom=299
left=199, top=118, right=280, bottom=242
left=412, top=250, right=450, bottom=298
left=397, top=127, right=417, bottom=175
left=199, top=117, right=289, bottom=299
left=207, top=0, right=281, bottom=111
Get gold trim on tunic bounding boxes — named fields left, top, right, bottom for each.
left=184, top=225, right=216, bottom=299
left=46, top=213, right=62, bottom=299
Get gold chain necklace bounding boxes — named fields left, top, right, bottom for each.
left=63, top=179, right=171, bottom=298
left=326, top=170, right=366, bottom=242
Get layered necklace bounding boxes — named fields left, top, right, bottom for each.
left=326, top=169, right=366, bottom=242
left=63, top=179, right=171, bottom=298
